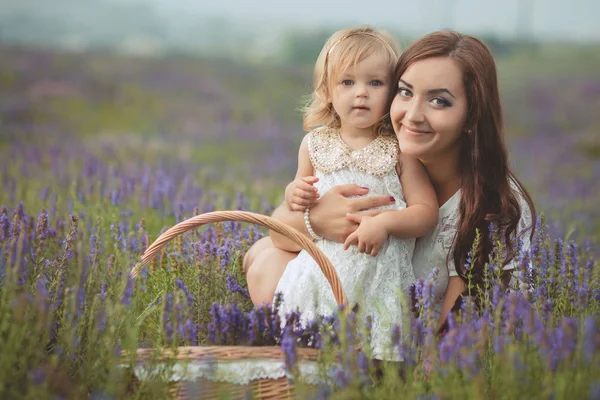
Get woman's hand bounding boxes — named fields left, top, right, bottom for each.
left=309, top=184, right=396, bottom=243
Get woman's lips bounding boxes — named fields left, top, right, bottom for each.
left=403, top=125, right=432, bottom=136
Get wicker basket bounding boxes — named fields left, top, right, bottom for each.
left=129, top=211, right=348, bottom=399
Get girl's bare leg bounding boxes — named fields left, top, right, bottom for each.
left=243, top=237, right=298, bottom=306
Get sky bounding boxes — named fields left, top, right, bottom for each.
left=136, top=0, right=599, bottom=42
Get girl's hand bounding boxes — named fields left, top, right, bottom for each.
left=343, top=215, right=388, bottom=256
left=284, top=176, right=319, bottom=211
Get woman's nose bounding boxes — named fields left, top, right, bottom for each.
left=405, top=101, right=425, bottom=123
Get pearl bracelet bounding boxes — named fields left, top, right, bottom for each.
left=304, top=208, right=323, bottom=241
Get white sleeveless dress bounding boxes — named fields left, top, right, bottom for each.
left=274, top=127, right=416, bottom=360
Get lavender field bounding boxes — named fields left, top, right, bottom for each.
left=0, top=44, right=599, bottom=399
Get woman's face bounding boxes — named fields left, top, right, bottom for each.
left=390, top=56, right=469, bottom=163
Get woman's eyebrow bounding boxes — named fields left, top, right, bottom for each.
left=398, top=79, right=456, bottom=99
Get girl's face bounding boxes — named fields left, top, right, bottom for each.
left=331, top=52, right=392, bottom=134
left=390, top=56, right=468, bottom=162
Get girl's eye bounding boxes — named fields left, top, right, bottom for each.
left=370, top=80, right=383, bottom=87
left=342, top=80, right=353, bottom=86
left=397, top=87, right=412, bottom=97
left=431, top=97, right=451, bottom=107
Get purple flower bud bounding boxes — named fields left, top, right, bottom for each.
left=281, top=325, right=297, bottom=372
left=589, top=384, right=600, bottom=400
left=357, top=351, right=369, bottom=381
left=120, top=276, right=134, bottom=305
left=582, top=316, right=598, bottom=362
left=29, top=368, right=46, bottom=386
left=166, top=322, right=173, bottom=343
left=226, top=275, right=249, bottom=298
left=178, top=322, right=185, bottom=341
left=100, top=282, right=107, bottom=300
left=36, top=211, right=49, bottom=240
left=333, top=367, right=350, bottom=389
left=184, top=318, right=197, bottom=344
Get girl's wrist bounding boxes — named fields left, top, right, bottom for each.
left=373, top=214, right=390, bottom=234
left=304, top=208, right=323, bottom=241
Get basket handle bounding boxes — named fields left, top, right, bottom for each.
left=130, top=210, right=348, bottom=307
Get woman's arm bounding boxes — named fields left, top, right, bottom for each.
left=271, top=185, right=397, bottom=250
left=437, top=276, right=467, bottom=329
left=373, top=154, right=439, bottom=239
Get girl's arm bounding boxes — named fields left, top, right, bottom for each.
left=270, top=135, right=314, bottom=251
left=373, top=153, right=438, bottom=239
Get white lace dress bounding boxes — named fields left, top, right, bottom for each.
left=274, top=127, right=416, bottom=361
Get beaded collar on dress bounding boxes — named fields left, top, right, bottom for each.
left=308, top=126, right=399, bottom=177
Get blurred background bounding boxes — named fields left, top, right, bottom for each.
left=0, top=0, right=599, bottom=245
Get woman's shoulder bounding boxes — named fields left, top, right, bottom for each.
left=508, top=177, right=535, bottom=236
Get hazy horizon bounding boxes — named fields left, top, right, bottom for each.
left=132, top=0, right=599, bottom=42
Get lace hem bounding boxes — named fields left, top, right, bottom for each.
left=132, top=359, right=323, bottom=385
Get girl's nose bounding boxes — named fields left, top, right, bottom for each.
left=354, top=82, right=369, bottom=97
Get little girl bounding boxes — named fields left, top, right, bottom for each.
left=274, top=26, right=438, bottom=360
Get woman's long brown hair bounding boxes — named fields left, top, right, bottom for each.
left=395, top=31, right=536, bottom=292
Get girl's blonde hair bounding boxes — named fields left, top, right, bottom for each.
left=302, top=26, right=400, bottom=135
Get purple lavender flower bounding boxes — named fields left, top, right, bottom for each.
left=184, top=318, right=197, bottom=344
left=40, top=186, right=50, bottom=202
left=357, top=351, right=369, bottom=382
left=207, top=303, right=220, bottom=343
left=0, top=210, right=10, bottom=241
left=226, top=275, right=249, bottom=298
left=99, top=282, right=108, bottom=300
left=314, top=384, right=332, bottom=400
left=582, top=316, right=598, bottom=362
left=332, top=366, right=350, bottom=389
left=18, top=262, right=28, bottom=286
left=249, top=307, right=268, bottom=345
left=89, top=391, right=112, bottom=400
left=229, top=303, right=247, bottom=344
left=165, top=322, right=173, bottom=343
left=36, top=210, right=48, bottom=240
left=177, top=321, right=185, bottom=341
left=128, top=236, right=139, bottom=254
left=281, top=325, right=297, bottom=372
left=589, top=383, right=600, bottom=400
left=29, top=368, right=46, bottom=386
left=120, top=276, right=134, bottom=305
left=217, top=305, right=231, bottom=344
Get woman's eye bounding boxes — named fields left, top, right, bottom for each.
left=342, top=80, right=353, bottom=86
left=397, top=87, right=412, bottom=97
left=432, top=97, right=451, bottom=107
